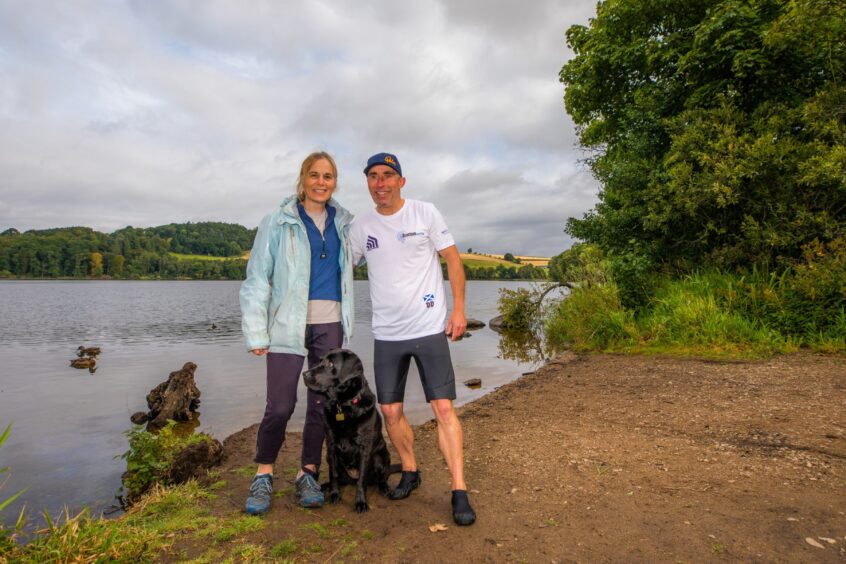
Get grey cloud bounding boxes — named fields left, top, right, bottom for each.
left=0, top=0, right=599, bottom=257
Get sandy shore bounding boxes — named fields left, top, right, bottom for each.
left=171, top=351, right=846, bottom=562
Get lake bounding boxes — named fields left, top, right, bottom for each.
left=0, top=279, right=549, bottom=527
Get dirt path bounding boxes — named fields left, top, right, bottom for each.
left=182, top=352, right=846, bottom=562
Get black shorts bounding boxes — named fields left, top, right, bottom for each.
left=374, top=332, right=456, bottom=403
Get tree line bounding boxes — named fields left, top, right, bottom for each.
left=0, top=223, right=253, bottom=280
left=1, top=223, right=547, bottom=281
left=355, top=260, right=548, bottom=282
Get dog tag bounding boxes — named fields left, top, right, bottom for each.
left=335, top=406, right=344, bottom=421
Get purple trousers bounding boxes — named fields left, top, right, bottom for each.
left=254, top=322, right=343, bottom=469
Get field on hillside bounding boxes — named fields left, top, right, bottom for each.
left=462, top=253, right=550, bottom=267
left=169, top=252, right=245, bottom=261
left=223, top=252, right=547, bottom=267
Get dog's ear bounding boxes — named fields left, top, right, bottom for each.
left=336, top=373, right=363, bottom=395
left=339, top=349, right=364, bottom=376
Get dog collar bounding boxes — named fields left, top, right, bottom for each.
left=334, top=392, right=363, bottom=421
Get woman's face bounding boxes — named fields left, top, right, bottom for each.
left=302, top=158, right=336, bottom=206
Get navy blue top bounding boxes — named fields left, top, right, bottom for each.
left=298, top=202, right=342, bottom=302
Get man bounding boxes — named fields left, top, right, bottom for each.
left=350, top=152, right=476, bottom=526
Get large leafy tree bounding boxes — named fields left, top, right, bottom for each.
left=561, top=0, right=846, bottom=270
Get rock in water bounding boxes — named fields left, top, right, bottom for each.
left=466, top=318, right=486, bottom=330
left=488, top=315, right=504, bottom=332
left=145, top=362, right=201, bottom=429
left=464, top=378, right=482, bottom=389
left=130, top=412, right=149, bottom=425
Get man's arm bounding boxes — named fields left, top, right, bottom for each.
left=439, top=245, right=466, bottom=341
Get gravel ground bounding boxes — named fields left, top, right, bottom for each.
left=178, top=352, right=846, bottom=562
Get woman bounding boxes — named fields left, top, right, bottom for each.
left=240, top=152, right=354, bottom=515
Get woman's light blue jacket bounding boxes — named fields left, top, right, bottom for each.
left=240, top=195, right=354, bottom=356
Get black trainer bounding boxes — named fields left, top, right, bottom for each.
left=451, top=490, right=476, bottom=526
left=388, top=470, right=421, bottom=500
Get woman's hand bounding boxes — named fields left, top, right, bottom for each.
left=250, top=348, right=269, bottom=356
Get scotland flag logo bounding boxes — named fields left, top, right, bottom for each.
left=423, top=293, right=435, bottom=308
left=366, top=235, right=379, bottom=251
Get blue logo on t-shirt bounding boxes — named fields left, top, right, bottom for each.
left=397, top=231, right=424, bottom=243
left=423, top=293, right=435, bottom=308
left=366, top=235, right=379, bottom=251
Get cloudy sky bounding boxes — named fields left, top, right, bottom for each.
left=0, top=0, right=599, bottom=257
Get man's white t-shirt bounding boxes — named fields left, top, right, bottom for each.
left=350, top=199, right=455, bottom=341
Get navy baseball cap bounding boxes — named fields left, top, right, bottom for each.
left=363, top=152, right=402, bottom=176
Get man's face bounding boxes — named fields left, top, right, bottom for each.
left=366, top=164, right=405, bottom=214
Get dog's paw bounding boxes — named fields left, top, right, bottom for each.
left=328, top=490, right=341, bottom=504
left=354, top=500, right=370, bottom=513
left=378, top=483, right=390, bottom=497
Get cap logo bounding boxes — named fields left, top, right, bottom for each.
left=384, top=155, right=397, bottom=166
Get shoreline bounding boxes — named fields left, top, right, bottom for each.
left=5, top=350, right=845, bottom=561
left=205, top=350, right=845, bottom=562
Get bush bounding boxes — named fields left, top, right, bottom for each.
left=120, top=421, right=216, bottom=503
left=608, top=252, right=655, bottom=310
left=497, top=288, right=538, bottom=331
left=545, top=282, right=637, bottom=350
left=639, top=273, right=790, bottom=355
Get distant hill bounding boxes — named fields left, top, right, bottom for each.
left=143, top=222, right=257, bottom=257
left=0, top=222, right=252, bottom=280
left=0, top=223, right=548, bottom=281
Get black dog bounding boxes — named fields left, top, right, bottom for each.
left=303, top=349, right=397, bottom=513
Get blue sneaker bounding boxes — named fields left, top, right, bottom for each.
left=295, top=472, right=324, bottom=508
left=245, top=473, right=273, bottom=515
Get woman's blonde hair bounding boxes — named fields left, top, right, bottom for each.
left=297, top=151, right=338, bottom=201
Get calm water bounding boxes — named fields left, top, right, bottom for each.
left=0, top=279, right=545, bottom=526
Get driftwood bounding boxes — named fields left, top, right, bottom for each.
left=133, top=362, right=201, bottom=429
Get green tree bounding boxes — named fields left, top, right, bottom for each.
left=560, top=0, right=846, bottom=271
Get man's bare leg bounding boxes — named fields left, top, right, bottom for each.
left=380, top=402, right=417, bottom=471
left=430, top=399, right=466, bottom=490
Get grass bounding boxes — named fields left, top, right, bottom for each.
left=271, top=538, right=299, bottom=558
left=197, top=250, right=539, bottom=267
left=460, top=256, right=516, bottom=267
left=231, top=465, right=256, bottom=478
left=0, top=480, right=312, bottom=562
left=544, top=272, right=810, bottom=358
left=212, top=516, right=266, bottom=543
left=3, top=482, right=211, bottom=562
left=301, top=522, right=332, bottom=539
left=169, top=252, right=244, bottom=261
left=229, top=542, right=266, bottom=562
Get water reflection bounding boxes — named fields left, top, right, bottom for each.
left=497, top=328, right=557, bottom=364
left=170, top=413, right=202, bottom=438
